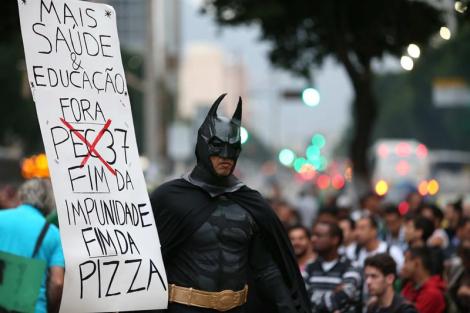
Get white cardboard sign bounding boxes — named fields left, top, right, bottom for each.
left=17, top=0, right=168, bottom=312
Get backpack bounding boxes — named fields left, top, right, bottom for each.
left=0, top=222, right=50, bottom=313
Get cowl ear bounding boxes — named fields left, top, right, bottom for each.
left=205, top=93, right=227, bottom=121
left=232, top=96, right=242, bottom=123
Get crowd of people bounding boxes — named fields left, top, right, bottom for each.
left=273, top=190, right=470, bottom=313
left=2, top=175, right=470, bottom=313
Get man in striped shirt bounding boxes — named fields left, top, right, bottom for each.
left=305, top=221, right=362, bottom=313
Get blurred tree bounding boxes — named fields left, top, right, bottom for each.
left=0, top=1, right=42, bottom=153
left=0, top=3, right=145, bottom=154
left=0, top=0, right=20, bottom=42
left=202, top=0, right=443, bottom=192
left=0, top=41, right=42, bottom=153
left=374, top=23, right=470, bottom=151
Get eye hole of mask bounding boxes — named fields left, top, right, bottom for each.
left=230, top=143, right=240, bottom=150
left=210, top=138, right=225, bottom=147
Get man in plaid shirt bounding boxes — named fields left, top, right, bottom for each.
left=305, top=221, right=362, bottom=313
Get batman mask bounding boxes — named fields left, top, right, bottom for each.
left=187, top=94, right=244, bottom=192
left=196, top=93, right=242, bottom=173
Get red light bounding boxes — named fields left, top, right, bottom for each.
left=396, top=160, right=410, bottom=176
left=300, top=164, right=316, bottom=181
left=416, top=144, right=428, bottom=159
left=317, top=175, right=330, bottom=190
left=301, top=172, right=316, bottom=180
left=396, top=142, right=411, bottom=157
left=398, top=201, right=409, bottom=215
left=377, top=144, right=389, bottom=158
left=332, top=175, right=345, bottom=190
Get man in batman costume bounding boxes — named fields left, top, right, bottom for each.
left=149, top=94, right=310, bottom=313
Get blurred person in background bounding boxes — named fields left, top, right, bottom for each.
left=336, top=193, right=353, bottom=220
left=351, top=192, right=382, bottom=221
left=323, top=193, right=340, bottom=211
left=462, top=198, right=470, bottom=218
left=384, top=204, right=407, bottom=253
left=0, top=178, right=64, bottom=313
left=305, top=221, right=361, bottom=313
left=400, top=247, right=446, bottom=313
left=360, top=192, right=387, bottom=239
left=365, top=254, right=417, bottom=313
left=445, top=199, right=464, bottom=248
left=355, top=216, right=404, bottom=311
left=354, top=216, right=404, bottom=270
left=288, top=225, right=316, bottom=279
left=338, top=217, right=357, bottom=261
left=315, top=207, right=339, bottom=224
left=404, top=216, right=435, bottom=248
left=455, top=217, right=470, bottom=247
left=273, top=200, right=300, bottom=229
left=266, top=180, right=283, bottom=203
left=295, top=188, right=319, bottom=229
left=406, top=192, right=423, bottom=216
left=447, top=244, right=470, bottom=313
left=0, top=184, right=19, bottom=209
left=420, top=204, right=449, bottom=250
left=444, top=218, right=470, bottom=284
left=360, top=192, right=382, bottom=217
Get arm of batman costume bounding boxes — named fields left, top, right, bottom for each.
left=225, top=187, right=311, bottom=313
left=249, top=231, right=298, bottom=313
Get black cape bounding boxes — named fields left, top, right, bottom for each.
left=150, top=179, right=310, bottom=313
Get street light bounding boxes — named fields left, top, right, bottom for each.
left=440, top=27, right=451, bottom=40
left=400, top=56, right=414, bottom=71
left=455, top=1, right=468, bottom=13
left=302, top=88, right=320, bottom=107
left=407, top=44, right=420, bottom=59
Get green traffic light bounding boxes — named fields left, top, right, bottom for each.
left=278, top=149, right=296, bottom=167
left=293, top=157, right=307, bottom=172
left=306, top=145, right=320, bottom=161
left=311, top=134, right=326, bottom=149
left=240, top=127, right=249, bottom=144
left=318, top=156, right=328, bottom=171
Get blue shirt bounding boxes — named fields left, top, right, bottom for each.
left=0, top=204, right=65, bottom=313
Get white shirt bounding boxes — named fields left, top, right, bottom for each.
left=355, top=241, right=404, bottom=271
left=339, top=242, right=358, bottom=261
left=427, top=228, right=449, bottom=249
left=321, top=259, right=338, bottom=272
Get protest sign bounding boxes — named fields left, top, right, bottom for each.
left=17, top=0, right=168, bottom=312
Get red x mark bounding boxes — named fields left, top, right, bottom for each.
left=60, top=118, right=117, bottom=176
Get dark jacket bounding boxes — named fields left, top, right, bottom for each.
left=367, top=294, right=418, bottom=313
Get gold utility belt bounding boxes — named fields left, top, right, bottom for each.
left=168, top=284, right=248, bottom=312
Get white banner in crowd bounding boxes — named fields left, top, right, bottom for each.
left=17, top=0, right=168, bottom=312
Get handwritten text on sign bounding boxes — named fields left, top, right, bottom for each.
left=17, top=1, right=167, bottom=312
